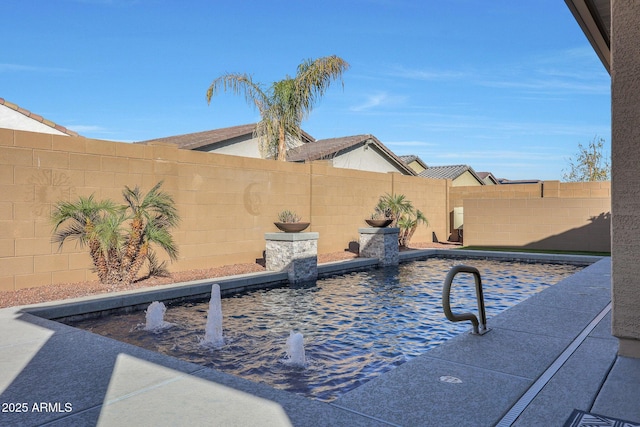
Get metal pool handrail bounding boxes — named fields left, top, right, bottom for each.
left=442, top=265, right=490, bottom=335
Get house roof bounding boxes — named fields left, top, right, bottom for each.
left=565, top=0, right=610, bottom=72
left=136, top=123, right=315, bottom=149
left=286, top=134, right=416, bottom=175
left=0, top=98, right=79, bottom=136
left=419, top=164, right=484, bottom=183
left=476, top=171, right=501, bottom=184
left=136, top=123, right=257, bottom=149
left=399, top=155, right=428, bottom=169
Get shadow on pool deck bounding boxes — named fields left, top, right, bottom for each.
left=0, top=253, right=638, bottom=426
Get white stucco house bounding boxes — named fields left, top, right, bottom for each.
left=0, top=98, right=78, bottom=136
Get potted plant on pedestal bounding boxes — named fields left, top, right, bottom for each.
left=274, top=210, right=310, bottom=232
left=365, top=205, right=393, bottom=227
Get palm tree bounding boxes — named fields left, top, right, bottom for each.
left=374, top=193, right=429, bottom=247
left=206, top=55, right=350, bottom=160
left=120, top=181, right=180, bottom=285
left=376, top=193, right=414, bottom=227
left=51, top=195, right=120, bottom=284
left=51, top=182, right=180, bottom=287
left=398, top=209, right=429, bottom=247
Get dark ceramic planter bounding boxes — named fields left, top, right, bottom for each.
left=274, top=222, right=310, bottom=232
left=365, top=219, right=393, bottom=227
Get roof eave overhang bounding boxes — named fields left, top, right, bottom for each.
left=365, top=137, right=417, bottom=176
left=565, top=0, right=611, bottom=73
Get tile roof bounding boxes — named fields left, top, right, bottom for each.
left=0, top=98, right=80, bottom=136
left=399, top=155, right=418, bottom=163
left=136, top=123, right=258, bottom=149
left=286, top=134, right=416, bottom=175
left=476, top=171, right=500, bottom=184
left=399, top=154, right=428, bottom=169
left=137, top=123, right=315, bottom=149
left=419, top=164, right=484, bottom=183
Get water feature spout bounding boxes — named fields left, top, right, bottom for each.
left=285, top=331, right=306, bottom=367
left=202, top=284, right=224, bottom=347
left=144, top=301, right=173, bottom=331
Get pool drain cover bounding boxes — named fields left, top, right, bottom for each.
left=439, top=375, right=462, bottom=384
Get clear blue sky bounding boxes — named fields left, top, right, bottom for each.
left=1, top=0, right=610, bottom=181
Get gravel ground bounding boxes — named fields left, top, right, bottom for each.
left=0, top=242, right=458, bottom=309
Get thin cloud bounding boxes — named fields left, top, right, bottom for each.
left=479, top=78, right=609, bottom=95
left=476, top=47, right=609, bottom=96
left=409, top=112, right=608, bottom=137
left=67, top=0, right=139, bottom=5
left=429, top=149, right=558, bottom=162
left=387, top=65, right=467, bottom=81
left=0, top=63, right=72, bottom=73
left=386, top=140, right=437, bottom=148
left=350, top=92, right=407, bottom=112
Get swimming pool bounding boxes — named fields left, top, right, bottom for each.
left=66, top=257, right=582, bottom=402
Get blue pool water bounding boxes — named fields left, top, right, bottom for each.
left=67, top=257, right=582, bottom=402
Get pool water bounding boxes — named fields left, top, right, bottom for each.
left=66, top=257, right=582, bottom=402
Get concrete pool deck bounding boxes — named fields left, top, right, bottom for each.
left=0, top=251, right=638, bottom=426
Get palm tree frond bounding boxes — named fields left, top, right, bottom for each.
left=295, top=55, right=350, bottom=120
left=206, top=73, right=270, bottom=112
left=207, top=56, right=349, bottom=161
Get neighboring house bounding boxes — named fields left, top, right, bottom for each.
left=142, top=124, right=416, bottom=176
left=419, top=164, right=485, bottom=186
left=137, top=123, right=314, bottom=159
left=0, top=98, right=79, bottom=136
left=476, top=171, right=500, bottom=185
left=287, top=134, right=416, bottom=175
left=399, top=155, right=428, bottom=175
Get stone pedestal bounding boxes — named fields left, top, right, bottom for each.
left=265, top=232, right=319, bottom=284
left=359, top=227, right=399, bottom=266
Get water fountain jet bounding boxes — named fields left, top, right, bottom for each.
left=144, top=301, right=173, bottom=331
left=201, top=284, right=224, bottom=347
left=284, top=331, right=306, bottom=367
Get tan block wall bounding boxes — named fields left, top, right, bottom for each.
left=463, top=197, right=611, bottom=252
left=0, top=129, right=445, bottom=292
left=450, top=181, right=611, bottom=209
left=309, top=161, right=391, bottom=253
left=391, top=173, right=449, bottom=244
left=449, top=182, right=543, bottom=208
left=0, top=127, right=611, bottom=292
left=449, top=181, right=611, bottom=251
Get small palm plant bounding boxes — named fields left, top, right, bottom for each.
left=51, top=181, right=180, bottom=288
left=376, top=193, right=414, bottom=228
left=375, top=193, right=428, bottom=247
left=398, top=209, right=429, bottom=247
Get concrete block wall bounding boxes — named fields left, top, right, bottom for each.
left=0, top=128, right=612, bottom=292
left=392, top=173, right=448, bottom=244
left=0, top=129, right=448, bottom=292
left=463, top=197, right=611, bottom=252
left=448, top=181, right=611, bottom=252
left=308, top=163, right=449, bottom=254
